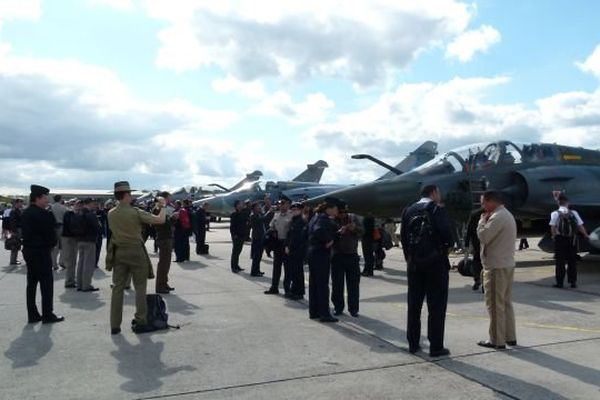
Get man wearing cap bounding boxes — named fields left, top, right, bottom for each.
left=285, top=202, right=308, bottom=299
left=107, top=181, right=166, bottom=335
left=62, top=200, right=81, bottom=288
left=264, top=196, right=294, bottom=295
left=230, top=199, right=248, bottom=273
left=22, top=185, right=64, bottom=324
left=249, top=202, right=266, bottom=277
left=50, top=195, right=67, bottom=270
left=8, top=198, right=24, bottom=265
left=76, top=198, right=101, bottom=292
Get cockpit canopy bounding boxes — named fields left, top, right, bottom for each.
left=410, top=141, right=561, bottom=176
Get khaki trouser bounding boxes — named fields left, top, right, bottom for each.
left=384, top=223, right=399, bottom=246
left=110, top=245, right=148, bottom=329
left=483, top=268, right=516, bottom=346
left=51, top=226, right=63, bottom=269
left=155, top=238, right=173, bottom=291
left=62, top=237, right=78, bottom=286
left=76, top=241, right=96, bottom=290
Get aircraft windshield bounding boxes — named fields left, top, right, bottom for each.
left=229, top=181, right=263, bottom=194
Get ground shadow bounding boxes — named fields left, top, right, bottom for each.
left=176, top=260, right=209, bottom=270
left=4, top=324, right=53, bottom=369
left=59, top=290, right=106, bottom=311
left=440, top=358, right=570, bottom=400
left=163, top=294, right=201, bottom=316
left=110, top=335, right=196, bottom=394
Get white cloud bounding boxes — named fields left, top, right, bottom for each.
left=445, top=24, right=501, bottom=62
left=576, top=44, right=600, bottom=79
left=146, top=0, right=472, bottom=85
left=86, top=0, right=135, bottom=11
left=212, top=75, right=266, bottom=99
left=0, top=0, right=41, bottom=25
left=252, top=91, right=334, bottom=125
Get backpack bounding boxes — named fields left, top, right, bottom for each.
left=179, top=208, right=192, bottom=230
left=557, top=211, right=578, bottom=238
left=406, top=204, right=442, bottom=266
left=70, top=213, right=87, bottom=237
left=457, top=258, right=474, bottom=277
left=132, top=294, right=179, bottom=333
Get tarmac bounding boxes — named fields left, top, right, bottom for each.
left=1, top=222, right=600, bottom=400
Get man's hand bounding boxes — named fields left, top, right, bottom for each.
left=325, top=240, right=334, bottom=249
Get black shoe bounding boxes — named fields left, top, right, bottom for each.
left=361, top=271, right=373, bottom=277
left=28, top=314, right=42, bottom=324
left=472, top=283, right=481, bottom=291
left=350, top=312, right=359, bottom=318
left=409, top=345, right=422, bottom=354
left=231, top=269, right=240, bottom=274
left=156, top=289, right=170, bottom=294
left=309, top=314, right=319, bottom=320
left=250, top=272, right=264, bottom=277
left=53, top=266, right=59, bottom=271
left=111, top=328, right=121, bottom=335
left=236, top=267, right=245, bottom=272
left=477, top=340, right=505, bottom=350
left=319, top=316, right=338, bottom=323
left=289, top=294, right=304, bottom=301
left=374, top=266, right=383, bottom=270
left=553, top=284, right=564, bottom=288
left=333, top=310, right=344, bottom=316
left=10, top=261, right=22, bottom=266
left=81, top=286, right=99, bottom=292
left=570, top=283, right=577, bottom=289
left=429, top=348, right=451, bottom=357
left=125, top=286, right=131, bottom=290
left=264, top=288, right=279, bottom=295
left=65, top=284, right=76, bottom=289
left=506, top=340, right=517, bottom=346
left=42, top=315, right=65, bottom=324
left=167, top=286, right=175, bottom=291
left=59, top=264, right=66, bottom=270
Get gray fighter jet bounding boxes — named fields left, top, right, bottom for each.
left=310, top=140, right=600, bottom=253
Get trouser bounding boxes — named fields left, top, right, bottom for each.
left=472, top=248, right=483, bottom=285
left=110, top=246, right=148, bottom=329
left=173, top=229, right=190, bottom=261
left=518, top=238, right=529, bottom=250
left=406, top=261, right=449, bottom=351
left=95, top=234, right=103, bottom=267
left=374, top=242, right=385, bottom=269
left=51, top=226, right=63, bottom=268
left=270, top=240, right=289, bottom=292
left=23, top=248, right=54, bottom=319
left=230, top=237, right=245, bottom=271
left=308, top=250, right=332, bottom=318
left=483, top=268, right=516, bottom=346
left=331, top=253, right=360, bottom=314
left=10, top=230, right=21, bottom=264
left=361, top=240, right=374, bottom=273
left=156, top=238, right=173, bottom=291
left=384, top=223, right=399, bottom=246
left=194, top=229, right=206, bottom=254
left=555, top=236, right=577, bottom=285
left=62, top=236, right=78, bottom=286
left=76, top=241, right=96, bottom=290
left=250, top=238, right=264, bottom=275
left=288, top=254, right=305, bottom=296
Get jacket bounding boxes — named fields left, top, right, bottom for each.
left=286, top=215, right=308, bottom=258
left=21, top=204, right=57, bottom=250
left=308, top=213, right=336, bottom=253
left=333, top=213, right=363, bottom=255
left=250, top=212, right=266, bottom=241
left=230, top=210, right=248, bottom=239
left=477, top=206, right=517, bottom=269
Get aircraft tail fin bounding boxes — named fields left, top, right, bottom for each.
left=292, top=160, right=329, bottom=183
left=378, top=141, right=438, bottom=180
left=228, top=170, right=263, bottom=192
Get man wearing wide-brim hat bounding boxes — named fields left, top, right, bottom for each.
left=106, top=181, right=166, bottom=335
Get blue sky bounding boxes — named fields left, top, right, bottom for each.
left=1, top=0, right=600, bottom=192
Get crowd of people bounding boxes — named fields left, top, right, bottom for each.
left=0, top=180, right=591, bottom=356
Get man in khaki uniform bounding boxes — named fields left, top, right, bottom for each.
left=476, top=190, right=517, bottom=350
left=154, top=191, right=178, bottom=294
left=107, top=181, right=166, bottom=335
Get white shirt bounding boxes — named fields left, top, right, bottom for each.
left=2, top=209, right=11, bottom=218
left=417, top=197, right=433, bottom=204
left=269, top=211, right=293, bottom=240
left=549, top=206, right=584, bottom=227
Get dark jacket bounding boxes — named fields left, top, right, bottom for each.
left=286, top=214, right=308, bottom=258
left=362, top=215, right=375, bottom=242
left=230, top=210, right=248, bottom=240
left=193, top=208, right=207, bottom=232
left=400, top=200, right=454, bottom=267
left=153, top=206, right=175, bottom=241
left=250, top=212, right=266, bottom=241
left=21, top=204, right=57, bottom=250
left=308, top=213, right=336, bottom=252
left=465, top=208, right=484, bottom=252
left=9, top=207, right=22, bottom=232
left=79, top=208, right=101, bottom=243
left=333, top=213, right=363, bottom=255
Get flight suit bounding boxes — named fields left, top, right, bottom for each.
left=308, top=213, right=336, bottom=319
left=107, top=202, right=159, bottom=329
left=331, top=213, right=363, bottom=315
left=286, top=214, right=308, bottom=297
left=153, top=206, right=175, bottom=292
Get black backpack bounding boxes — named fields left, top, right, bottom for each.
left=69, top=213, right=87, bottom=237
left=457, top=258, right=474, bottom=277
left=406, top=204, right=442, bottom=266
left=557, top=211, right=578, bottom=238
left=132, top=294, right=179, bottom=333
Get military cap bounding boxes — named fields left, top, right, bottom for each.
left=113, top=181, right=134, bottom=193
left=324, top=196, right=343, bottom=209
left=82, top=197, right=97, bottom=205
left=158, top=191, right=170, bottom=198
left=278, top=194, right=291, bottom=204
left=30, top=184, right=50, bottom=197
left=290, top=202, right=303, bottom=209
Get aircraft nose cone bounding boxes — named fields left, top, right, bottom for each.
left=309, top=179, right=421, bottom=217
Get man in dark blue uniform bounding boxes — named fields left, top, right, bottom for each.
left=22, top=185, right=64, bottom=324
left=401, top=185, right=453, bottom=357
left=285, top=202, right=308, bottom=300
left=307, top=197, right=340, bottom=322
left=230, top=200, right=247, bottom=273
left=249, top=202, right=266, bottom=277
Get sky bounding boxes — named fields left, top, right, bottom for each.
left=1, top=0, right=600, bottom=193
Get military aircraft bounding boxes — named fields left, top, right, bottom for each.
left=195, top=161, right=344, bottom=217
left=310, top=140, right=600, bottom=253
left=136, top=170, right=264, bottom=204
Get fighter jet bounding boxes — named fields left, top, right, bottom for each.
left=310, top=140, right=600, bottom=253
left=195, top=161, right=343, bottom=217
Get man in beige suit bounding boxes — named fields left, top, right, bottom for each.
left=476, top=190, right=517, bottom=350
